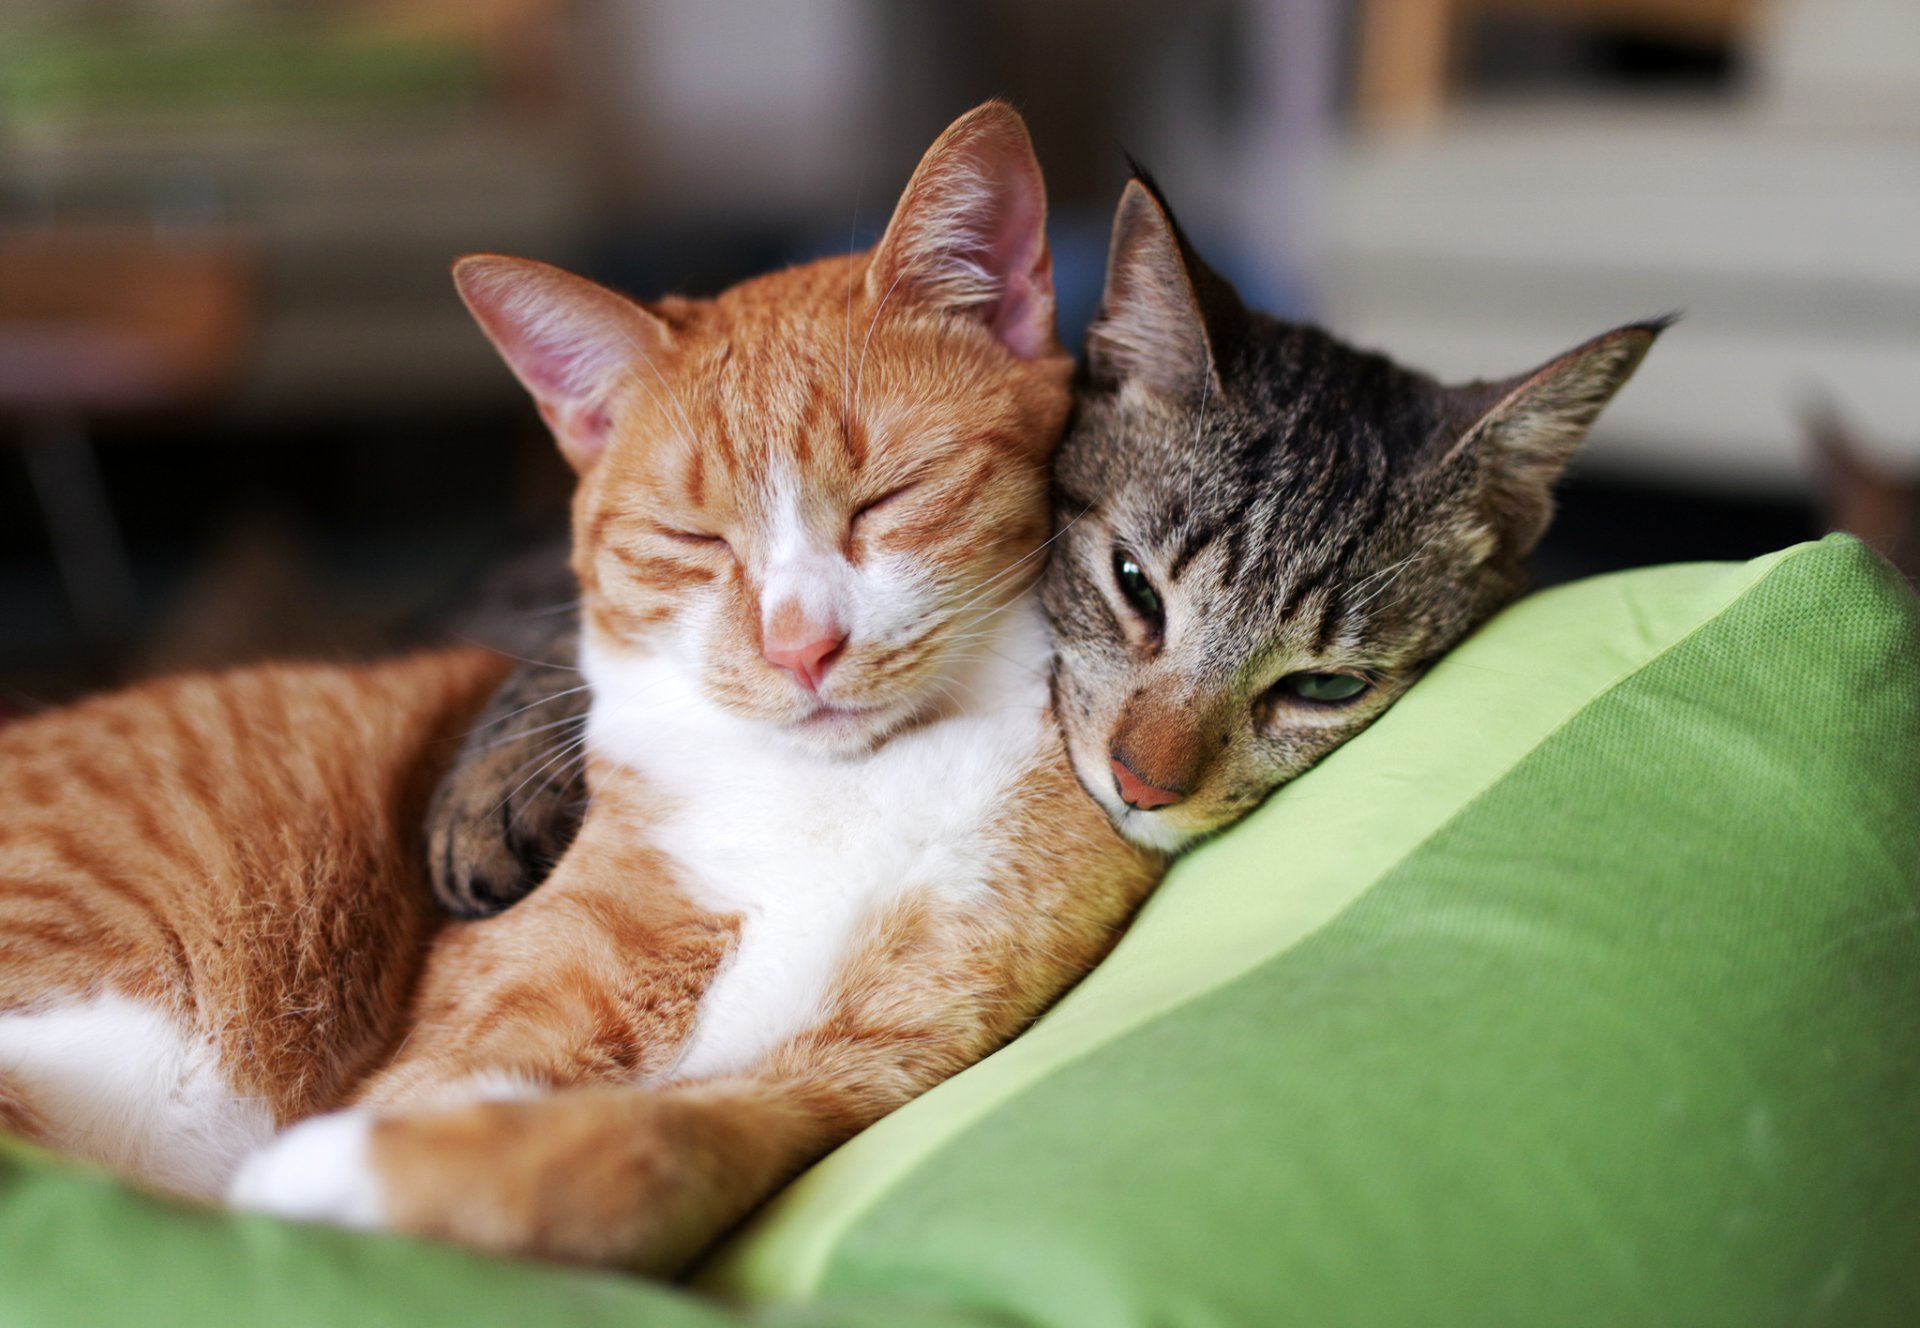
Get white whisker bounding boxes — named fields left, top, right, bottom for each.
left=493, top=732, right=593, bottom=823
left=463, top=683, right=593, bottom=736
left=854, top=267, right=907, bottom=419
left=480, top=711, right=588, bottom=752
left=460, top=639, right=581, bottom=673
left=614, top=326, right=706, bottom=464
left=841, top=174, right=863, bottom=430
left=926, top=502, right=1094, bottom=631
left=1345, top=532, right=1447, bottom=618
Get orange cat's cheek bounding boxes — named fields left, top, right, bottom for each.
left=584, top=596, right=673, bottom=644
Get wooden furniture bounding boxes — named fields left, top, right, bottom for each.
left=1357, top=0, right=1763, bottom=125
left=1325, top=0, right=1920, bottom=493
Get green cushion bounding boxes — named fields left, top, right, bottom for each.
left=5, top=535, right=1916, bottom=1327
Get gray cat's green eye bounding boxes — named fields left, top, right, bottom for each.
left=1112, top=551, right=1163, bottom=624
left=1277, top=672, right=1370, bottom=704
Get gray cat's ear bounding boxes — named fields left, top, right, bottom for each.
left=1085, top=178, right=1218, bottom=399
left=866, top=100, right=1059, bottom=360
left=453, top=254, right=672, bottom=472
left=1439, top=318, right=1669, bottom=556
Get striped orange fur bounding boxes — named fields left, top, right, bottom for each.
left=0, top=103, right=1164, bottom=1272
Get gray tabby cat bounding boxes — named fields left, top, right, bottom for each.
left=428, top=174, right=1662, bottom=911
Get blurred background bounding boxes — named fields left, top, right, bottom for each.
left=2, top=0, right=1915, bottom=708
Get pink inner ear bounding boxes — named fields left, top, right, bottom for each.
left=988, top=230, right=1054, bottom=360
left=537, top=398, right=614, bottom=467
left=879, top=113, right=1058, bottom=360
left=492, top=315, right=609, bottom=406
left=505, top=323, right=620, bottom=466
left=975, top=158, right=1054, bottom=359
left=456, top=257, right=673, bottom=471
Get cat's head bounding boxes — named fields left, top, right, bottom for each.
left=455, top=103, right=1071, bottom=756
left=1043, top=177, right=1664, bottom=852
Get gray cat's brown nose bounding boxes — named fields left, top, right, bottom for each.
left=1110, top=754, right=1186, bottom=810
left=1108, top=694, right=1208, bottom=810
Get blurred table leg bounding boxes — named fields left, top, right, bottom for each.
left=19, top=412, right=139, bottom=641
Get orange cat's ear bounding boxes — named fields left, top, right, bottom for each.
left=453, top=255, right=671, bottom=471
left=866, top=100, right=1059, bottom=360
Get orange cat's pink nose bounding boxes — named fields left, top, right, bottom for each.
left=765, top=630, right=847, bottom=693
left=1109, top=754, right=1186, bottom=811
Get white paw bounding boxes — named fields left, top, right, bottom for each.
left=227, top=1110, right=386, bottom=1231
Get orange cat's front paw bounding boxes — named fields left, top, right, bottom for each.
left=362, top=1095, right=713, bottom=1273
left=226, top=1101, right=635, bottom=1265
left=231, top=1090, right=766, bottom=1273
left=228, top=1110, right=388, bottom=1230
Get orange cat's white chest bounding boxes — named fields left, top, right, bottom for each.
left=581, top=596, right=1055, bottom=1082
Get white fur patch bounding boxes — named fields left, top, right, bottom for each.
left=759, top=470, right=855, bottom=647
left=754, top=462, right=939, bottom=674
left=583, top=594, right=1055, bottom=1083
left=0, top=992, right=276, bottom=1198
left=1105, top=798, right=1196, bottom=856
left=227, top=1075, right=547, bottom=1232
left=227, top=1109, right=385, bottom=1230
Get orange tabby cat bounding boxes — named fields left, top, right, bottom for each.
left=0, top=103, right=1161, bottom=1271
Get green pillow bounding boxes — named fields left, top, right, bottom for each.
left=5, top=535, right=1916, bottom=1327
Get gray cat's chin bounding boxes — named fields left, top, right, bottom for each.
left=1062, top=745, right=1207, bottom=856
left=1107, top=802, right=1206, bottom=856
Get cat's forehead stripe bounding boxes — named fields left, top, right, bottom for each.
left=1277, top=559, right=1337, bottom=625
left=842, top=415, right=869, bottom=471
left=786, top=371, right=837, bottom=470
left=1167, top=526, right=1212, bottom=583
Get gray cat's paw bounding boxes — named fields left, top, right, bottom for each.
left=425, top=670, right=589, bottom=919
left=422, top=599, right=589, bottom=918
left=426, top=780, right=565, bottom=920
